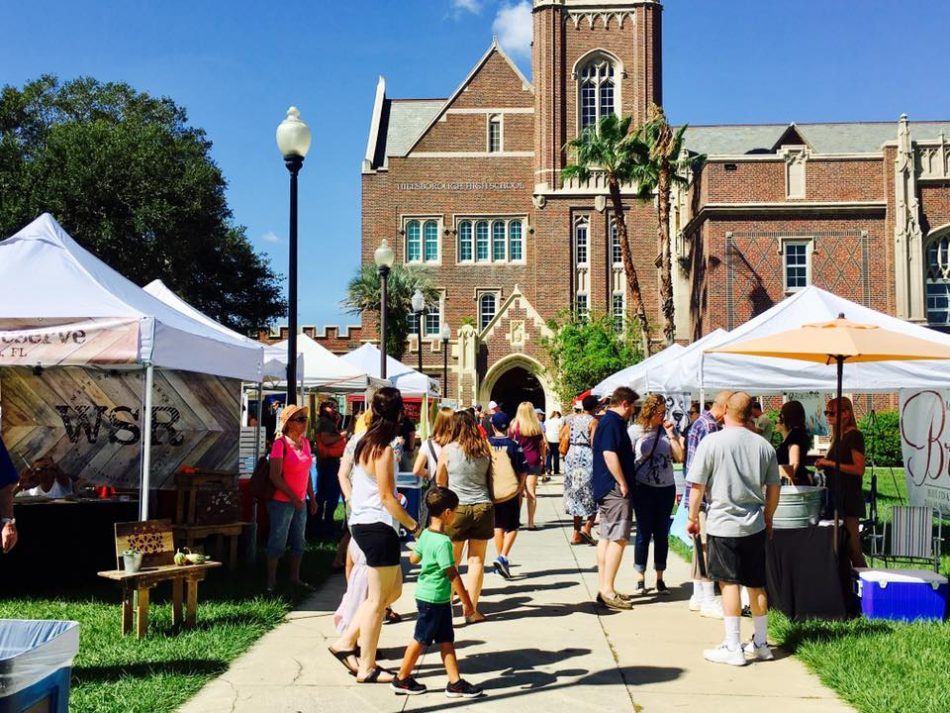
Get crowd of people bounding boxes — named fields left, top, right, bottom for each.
left=254, top=382, right=867, bottom=693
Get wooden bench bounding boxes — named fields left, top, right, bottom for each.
left=97, top=519, right=221, bottom=638
left=174, top=470, right=246, bottom=570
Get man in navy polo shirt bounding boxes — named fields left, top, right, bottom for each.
left=0, top=433, right=20, bottom=553
left=592, top=386, right=638, bottom=610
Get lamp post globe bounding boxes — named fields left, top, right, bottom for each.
left=276, top=106, right=311, bottom=406
left=375, top=240, right=395, bottom=379
left=412, top=289, right=426, bottom=375
left=440, top=324, right=451, bottom=400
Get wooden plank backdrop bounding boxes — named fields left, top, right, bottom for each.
left=0, top=366, right=240, bottom=490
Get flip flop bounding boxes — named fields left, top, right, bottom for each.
left=384, top=607, right=402, bottom=624
left=579, top=531, right=597, bottom=546
left=356, top=665, right=395, bottom=684
left=328, top=646, right=360, bottom=676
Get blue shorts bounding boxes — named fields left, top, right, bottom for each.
left=414, top=600, right=454, bottom=645
left=266, top=499, right=307, bottom=558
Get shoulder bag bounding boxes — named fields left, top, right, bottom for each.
left=489, top=444, right=520, bottom=504
left=249, top=438, right=285, bottom=502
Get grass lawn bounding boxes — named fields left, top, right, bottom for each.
left=669, top=469, right=950, bottom=713
left=0, top=531, right=339, bottom=713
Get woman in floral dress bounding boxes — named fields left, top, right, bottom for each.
left=562, top=394, right=599, bottom=545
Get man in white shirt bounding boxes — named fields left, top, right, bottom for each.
left=544, top=410, right=563, bottom=475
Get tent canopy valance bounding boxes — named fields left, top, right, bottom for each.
left=341, top=343, right=440, bottom=396
left=591, top=344, right=685, bottom=398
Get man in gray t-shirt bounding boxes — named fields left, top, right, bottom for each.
left=686, top=392, right=780, bottom=667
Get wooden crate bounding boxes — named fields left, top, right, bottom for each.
left=175, top=470, right=240, bottom=526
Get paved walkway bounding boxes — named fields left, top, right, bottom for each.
left=180, top=484, right=854, bottom=713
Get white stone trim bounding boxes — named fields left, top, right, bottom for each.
left=779, top=237, right=814, bottom=293
left=362, top=76, right=387, bottom=174
left=446, top=107, right=534, bottom=114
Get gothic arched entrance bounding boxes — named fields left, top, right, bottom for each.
left=488, top=366, right=546, bottom=417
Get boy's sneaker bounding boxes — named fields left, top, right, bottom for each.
left=446, top=678, right=484, bottom=698
left=688, top=594, right=703, bottom=611
left=703, top=642, right=747, bottom=667
left=700, top=598, right=724, bottom=619
left=494, top=556, right=512, bottom=579
left=742, top=639, right=775, bottom=661
left=392, top=675, right=427, bottom=695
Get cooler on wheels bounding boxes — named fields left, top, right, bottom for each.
left=0, top=620, right=80, bottom=713
left=855, top=569, right=949, bottom=622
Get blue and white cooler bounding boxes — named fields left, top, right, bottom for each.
left=855, top=568, right=949, bottom=622
left=396, top=472, right=428, bottom=540
left=0, top=620, right=80, bottom=713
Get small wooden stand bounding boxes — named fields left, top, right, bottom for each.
left=173, top=470, right=245, bottom=569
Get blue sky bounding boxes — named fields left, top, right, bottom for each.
left=3, top=1, right=949, bottom=329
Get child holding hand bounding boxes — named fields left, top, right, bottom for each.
left=391, top=487, right=484, bottom=698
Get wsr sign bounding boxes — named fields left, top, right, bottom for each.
left=55, top=404, right=185, bottom=446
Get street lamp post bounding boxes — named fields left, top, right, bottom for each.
left=412, top=289, right=426, bottom=376
left=374, top=240, right=395, bottom=379
left=440, top=323, right=451, bottom=400
left=276, top=107, right=311, bottom=406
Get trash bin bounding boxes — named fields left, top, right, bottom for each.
left=0, top=620, right=80, bottom=713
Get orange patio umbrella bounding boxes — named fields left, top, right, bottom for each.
left=707, top=313, right=950, bottom=548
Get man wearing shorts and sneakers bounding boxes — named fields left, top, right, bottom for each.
left=592, top=387, right=638, bottom=610
left=686, top=392, right=780, bottom=666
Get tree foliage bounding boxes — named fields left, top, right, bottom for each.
left=341, top=264, right=439, bottom=361
left=0, top=75, right=284, bottom=333
left=858, top=409, right=903, bottom=467
left=540, top=311, right=643, bottom=409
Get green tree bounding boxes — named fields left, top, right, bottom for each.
left=632, top=104, right=705, bottom=346
left=0, top=75, right=284, bottom=333
left=540, top=311, right=643, bottom=409
left=341, top=264, right=439, bottom=361
left=562, top=114, right=651, bottom=350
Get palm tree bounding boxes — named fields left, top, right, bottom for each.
left=341, top=265, right=439, bottom=361
left=562, top=114, right=651, bottom=349
left=634, top=104, right=705, bottom=346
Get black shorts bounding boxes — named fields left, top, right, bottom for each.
left=414, top=600, right=454, bottom=645
left=493, top=496, right=521, bottom=533
left=525, top=464, right=543, bottom=476
left=707, top=530, right=767, bottom=588
left=351, top=523, right=401, bottom=567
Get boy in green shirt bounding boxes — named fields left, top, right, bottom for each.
left=391, top=487, right=484, bottom=698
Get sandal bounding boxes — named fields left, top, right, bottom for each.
left=384, top=607, right=402, bottom=624
left=579, top=531, right=596, bottom=546
left=356, top=665, right=395, bottom=684
left=328, top=646, right=360, bottom=676
left=570, top=535, right=584, bottom=546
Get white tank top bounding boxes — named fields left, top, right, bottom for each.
left=349, top=460, right=398, bottom=532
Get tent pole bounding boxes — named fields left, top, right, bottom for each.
left=140, top=364, right=155, bottom=521
left=832, top=355, right=844, bottom=556
left=245, top=381, right=264, bottom=565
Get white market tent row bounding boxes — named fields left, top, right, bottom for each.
left=263, top=333, right=386, bottom=393
left=645, top=328, right=732, bottom=396
left=0, top=214, right=268, bottom=518
left=341, top=343, right=441, bottom=396
left=696, top=286, right=950, bottom=394
left=591, top=343, right=686, bottom=397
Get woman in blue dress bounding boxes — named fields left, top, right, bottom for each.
left=562, top=395, right=599, bottom=545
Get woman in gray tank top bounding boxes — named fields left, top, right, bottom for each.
left=436, top=410, right=493, bottom=623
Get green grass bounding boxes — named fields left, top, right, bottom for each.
left=0, top=534, right=338, bottom=713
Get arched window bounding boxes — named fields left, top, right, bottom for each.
left=610, top=220, right=622, bottom=266
left=475, top=221, right=490, bottom=262
left=480, top=293, right=497, bottom=330
left=574, top=219, right=589, bottom=266
left=579, top=56, right=616, bottom=133
left=488, top=114, right=502, bottom=153
left=458, top=221, right=473, bottom=262
left=423, top=220, right=439, bottom=262
left=406, top=220, right=421, bottom=262
left=926, top=233, right=950, bottom=326
left=492, top=221, right=506, bottom=261
left=509, top=220, right=523, bottom=261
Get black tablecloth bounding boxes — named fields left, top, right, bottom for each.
left=766, top=525, right=856, bottom=621
left=0, top=498, right=139, bottom=594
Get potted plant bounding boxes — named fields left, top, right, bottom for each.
left=122, top=548, right=143, bottom=573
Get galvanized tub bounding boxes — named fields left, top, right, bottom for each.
left=772, top=485, right=825, bottom=529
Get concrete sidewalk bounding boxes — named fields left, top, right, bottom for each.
left=179, top=484, right=853, bottom=713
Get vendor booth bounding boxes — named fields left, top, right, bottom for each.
left=592, top=343, right=685, bottom=397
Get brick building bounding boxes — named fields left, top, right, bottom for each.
left=359, top=0, right=950, bottom=412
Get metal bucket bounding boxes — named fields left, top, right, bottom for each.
left=773, top=485, right=825, bottom=529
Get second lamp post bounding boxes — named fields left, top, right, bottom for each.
left=374, top=239, right=395, bottom=379
left=412, top=289, right=426, bottom=375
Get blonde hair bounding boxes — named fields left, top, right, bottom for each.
left=431, top=407, right=455, bottom=445
left=512, top=402, right=543, bottom=438
left=636, top=394, right=667, bottom=427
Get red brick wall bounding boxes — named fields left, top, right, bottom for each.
left=256, top=326, right=365, bottom=356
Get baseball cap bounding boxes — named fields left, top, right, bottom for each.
left=535, top=407, right=544, bottom=415
left=490, top=411, right=511, bottom=431
left=488, top=400, right=498, bottom=410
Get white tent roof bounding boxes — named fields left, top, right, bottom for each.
left=341, top=343, right=440, bottom=396
left=264, top=333, right=384, bottom=392
left=698, top=286, right=950, bottom=394
left=0, top=214, right=263, bottom=381
left=646, top=329, right=733, bottom=395
left=592, top=344, right=685, bottom=397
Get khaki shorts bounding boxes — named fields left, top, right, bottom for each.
left=690, top=509, right=709, bottom=580
left=597, top=486, right=633, bottom=542
left=445, top=502, right=495, bottom=542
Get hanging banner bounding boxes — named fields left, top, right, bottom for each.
left=0, top=318, right=140, bottom=366
left=0, top=366, right=239, bottom=490
left=899, top=389, right=950, bottom=510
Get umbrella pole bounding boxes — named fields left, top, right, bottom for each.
left=833, top=356, right=843, bottom=557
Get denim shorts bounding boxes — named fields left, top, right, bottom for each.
left=267, top=499, right=307, bottom=558
left=414, top=600, right=454, bottom=645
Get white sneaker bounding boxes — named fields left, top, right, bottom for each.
left=742, top=639, right=775, bottom=661
left=703, top=642, right=747, bottom=667
left=700, top=598, right=724, bottom=619
left=688, top=594, right=703, bottom=611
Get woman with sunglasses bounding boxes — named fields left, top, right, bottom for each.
left=814, top=397, right=867, bottom=567
left=266, top=405, right=318, bottom=594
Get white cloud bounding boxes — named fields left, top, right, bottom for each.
left=492, top=1, right=532, bottom=58
left=452, top=0, right=482, bottom=15
left=261, top=231, right=281, bottom=244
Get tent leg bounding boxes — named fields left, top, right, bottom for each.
left=832, top=356, right=843, bottom=557
left=140, top=364, right=155, bottom=521
left=245, top=382, right=264, bottom=565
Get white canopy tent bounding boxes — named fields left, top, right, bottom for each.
left=263, top=333, right=385, bottom=393
left=640, top=329, right=732, bottom=395
left=0, top=214, right=267, bottom=518
left=591, top=343, right=685, bottom=397
left=697, top=287, right=950, bottom=394
left=341, top=343, right=441, bottom=396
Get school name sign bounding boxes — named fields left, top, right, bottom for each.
left=396, top=181, right=525, bottom=192
left=899, top=389, right=950, bottom=509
